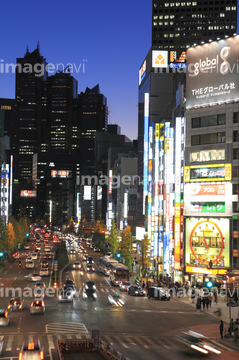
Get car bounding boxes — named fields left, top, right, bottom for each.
left=25, top=273, right=42, bottom=282
left=7, top=297, right=24, bottom=311
left=108, top=293, right=125, bottom=307
left=58, top=289, right=73, bottom=302
left=26, top=256, right=32, bottom=261
left=12, top=252, right=20, bottom=259
left=147, top=287, right=170, bottom=301
left=26, top=261, right=35, bottom=269
left=63, top=285, right=76, bottom=297
left=93, top=247, right=101, bottom=252
left=87, top=264, right=95, bottom=272
left=44, top=254, right=51, bottom=260
left=0, top=309, right=9, bottom=326
left=34, top=282, right=46, bottom=298
left=41, top=260, right=49, bottom=268
left=30, top=299, right=45, bottom=314
left=73, top=261, right=81, bottom=269
left=119, top=281, right=131, bottom=292
left=175, top=330, right=221, bottom=355
left=70, top=249, right=76, bottom=254
left=82, top=254, right=88, bottom=261
left=19, top=339, right=44, bottom=360
left=128, top=285, right=146, bottom=296
left=84, top=280, right=96, bottom=291
left=40, top=267, right=49, bottom=276
left=24, top=245, right=30, bottom=250
left=87, top=256, right=94, bottom=264
left=64, top=279, right=75, bottom=286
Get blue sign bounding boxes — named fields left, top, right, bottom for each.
left=227, top=302, right=239, bottom=307
left=176, top=82, right=184, bottom=107
left=54, top=260, right=58, bottom=264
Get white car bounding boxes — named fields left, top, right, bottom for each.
left=25, top=273, right=42, bottom=282
left=26, top=261, right=34, bottom=269
left=108, top=293, right=125, bottom=307
left=40, top=268, right=49, bottom=276
left=19, top=340, right=44, bottom=360
left=73, top=261, right=81, bottom=269
left=24, top=245, right=30, bottom=250
left=31, top=253, right=38, bottom=260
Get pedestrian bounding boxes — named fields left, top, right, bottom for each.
left=233, top=319, right=238, bottom=341
left=229, top=318, right=234, bottom=335
left=208, top=293, right=212, bottom=307
left=220, top=320, right=224, bottom=339
left=202, top=297, right=206, bottom=310
left=196, top=297, right=201, bottom=315
left=214, top=289, right=218, bottom=304
left=142, top=281, right=145, bottom=289
left=206, top=296, right=209, bottom=310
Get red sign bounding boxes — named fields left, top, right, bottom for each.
left=191, top=184, right=225, bottom=196
left=232, top=249, right=239, bottom=257
left=232, top=231, right=239, bottom=238
left=109, top=178, right=112, bottom=194
left=20, top=190, right=37, bottom=197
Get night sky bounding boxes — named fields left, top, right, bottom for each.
left=0, top=0, right=151, bottom=141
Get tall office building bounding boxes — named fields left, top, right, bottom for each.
left=152, top=1, right=237, bottom=49
left=47, top=69, right=79, bottom=154
left=15, top=43, right=48, bottom=182
left=78, top=84, right=108, bottom=176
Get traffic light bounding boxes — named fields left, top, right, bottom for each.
left=206, top=281, right=213, bottom=288
left=26, top=233, right=29, bottom=237
left=0, top=252, right=4, bottom=257
left=116, top=253, right=121, bottom=259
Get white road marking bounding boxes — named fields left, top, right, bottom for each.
left=6, top=335, right=14, bottom=351
left=115, top=336, right=129, bottom=349
left=104, top=335, right=113, bottom=345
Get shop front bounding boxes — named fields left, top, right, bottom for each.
left=184, top=265, right=227, bottom=287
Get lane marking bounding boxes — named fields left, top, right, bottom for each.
left=6, top=335, right=14, bottom=351
left=115, top=336, right=129, bottom=349
left=104, top=335, right=113, bottom=345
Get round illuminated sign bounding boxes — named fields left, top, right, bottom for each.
left=190, top=220, right=224, bottom=266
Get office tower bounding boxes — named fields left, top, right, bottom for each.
left=152, top=0, right=237, bottom=49
left=14, top=43, right=48, bottom=182
left=78, top=84, right=108, bottom=176
left=47, top=69, right=79, bottom=154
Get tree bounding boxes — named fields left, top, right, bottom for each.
left=0, top=220, right=6, bottom=252
left=137, top=234, right=151, bottom=276
left=108, top=220, right=118, bottom=255
left=94, top=219, right=107, bottom=234
left=5, top=222, right=16, bottom=253
left=67, top=217, right=74, bottom=233
left=121, top=225, right=133, bottom=268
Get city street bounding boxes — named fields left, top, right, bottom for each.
left=0, top=238, right=238, bottom=359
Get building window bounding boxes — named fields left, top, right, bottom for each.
left=233, top=148, right=239, bottom=159
left=233, top=131, right=239, bottom=142
left=233, top=112, right=239, bottom=123
left=191, top=133, right=226, bottom=145
left=192, top=114, right=226, bottom=128
left=233, top=184, right=238, bottom=195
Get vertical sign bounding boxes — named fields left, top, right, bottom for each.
left=143, top=93, right=149, bottom=215
left=109, top=170, right=112, bottom=195
left=1, top=164, right=9, bottom=224
left=174, top=117, right=181, bottom=268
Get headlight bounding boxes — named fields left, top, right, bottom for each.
left=135, top=291, right=138, bottom=294
left=93, top=285, right=96, bottom=290
left=93, top=293, right=97, bottom=298
left=85, top=285, right=88, bottom=289
left=67, top=295, right=71, bottom=299
left=73, top=265, right=75, bottom=268
left=59, top=295, right=62, bottom=299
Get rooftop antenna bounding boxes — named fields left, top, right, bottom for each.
left=26, top=44, right=29, bottom=53
left=37, top=40, right=40, bottom=50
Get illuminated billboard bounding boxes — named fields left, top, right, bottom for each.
left=84, top=186, right=91, bottom=200
left=184, top=164, right=231, bottom=182
left=143, top=93, right=149, bottom=215
left=191, top=184, right=225, bottom=196
left=139, top=60, right=146, bottom=85
left=186, top=37, right=239, bottom=109
left=152, top=50, right=168, bottom=68
left=51, top=170, right=72, bottom=178
left=185, top=218, right=230, bottom=268
left=20, top=190, right=37, bottom=197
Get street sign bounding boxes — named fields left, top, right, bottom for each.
left=54, top=260, right=58, bottom=271
left=227, top=302, right=239, bottom=307
left=54, top=260, right=58, bottom=264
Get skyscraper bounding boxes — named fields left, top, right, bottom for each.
left=152, top=0, right=237, bottom=49
left=15, top=43, right=47, bottom=182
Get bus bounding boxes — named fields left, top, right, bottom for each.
left=109, top=262, right=130, bottom=286
left=99, top=256, right=118, bottom=276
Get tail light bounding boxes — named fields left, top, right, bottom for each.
left=14, top=301, right=17, bottom=305
left=19, top=352, right=23, bottom=360
left=40, top=351, right=44, bottom=359
left=19, top=305, right=22, bottom=309
left=7, top=305, right=11, bottom=309
left=5, top=312, right=8, bottom=317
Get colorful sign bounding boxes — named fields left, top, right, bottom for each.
left=185, top=266, right=227, bottom=275
left=184, top=164, right=231, bottom=182
left=186, top=36, right=239, bottom=109
left=139, top=60, right=146, bottom=85
left=20, top=190, right=37, bottom=197
left=185, top=218, right=230, bottom=268
left=143, top=93, right=149, bottom=215
left=232, top=249, right=239, bottom=257
left=232, top=231, right=239, bottom=238
left=191, top=184, right=225, bottom=196
left=51, top=170, right=72, bottom=178
left=152, top=50, right=168, bottom=68
left=190, top=202, right=225, bottom=213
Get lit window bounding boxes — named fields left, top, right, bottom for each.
left=170, top=34, right=174, bottom=37
left=226, top=7, right=230, bottom=11
left=159, top=15, right=163, bottom=19
left=164, top=34, right=169, bottom=37
left=170, top=21, right=174, bottom=25
left=165, top=22, right=169, bottom=25
left=153, top=22, right=157, bottom=26
left=165, top=15, right=169, bottom=19
left=170, top=3, right=175, bottom=6
left=187, top=2, right=191, bottom=5
left=154, top=16, right=158, bottom=20
left=176, top=2, right=180, bottom=6
left=165, top=3, right=169, bottom=7
left=192, top=2, right=197, bottom=5
left=159, top=22, right=163, bottom=25
left=220, top=13, right=225, bottom=17
left=170, top=15, right=174, bottom=19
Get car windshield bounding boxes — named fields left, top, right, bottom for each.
left=34, top=301, right=42, bottom=306
left=86, top=282, right=94, bottom=287
left=0, top=313, right=6, bottom=318
left=10, top=298, right=20, bottom=304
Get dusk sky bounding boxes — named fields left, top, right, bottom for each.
left=0, top=0, right=152, bottom=141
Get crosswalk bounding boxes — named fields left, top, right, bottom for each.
left=0, top=332, right=234, bottom=358
left=46, top=322, right=89, bottom=335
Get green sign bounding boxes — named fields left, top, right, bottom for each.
left=191, top=202, right=225, bottom=213
left=232, top=213, right=239, bottom=220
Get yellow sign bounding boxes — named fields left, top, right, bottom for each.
left=185, top=266, right=227, bottom=275
left=184, top=164, right=231, bottom=182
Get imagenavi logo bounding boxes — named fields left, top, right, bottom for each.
left=189, top=46, right=231, bottom=77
